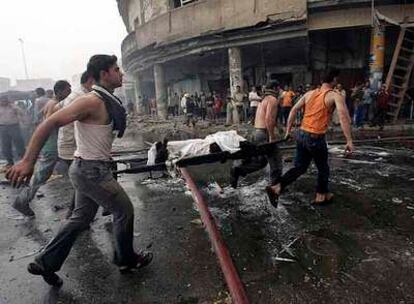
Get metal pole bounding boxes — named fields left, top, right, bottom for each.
left=180, top=168, right=250, bottom=304
left=18, top=38, right=29, bottom=79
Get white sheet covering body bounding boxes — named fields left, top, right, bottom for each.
left=147, top=130, right=246, bottom=165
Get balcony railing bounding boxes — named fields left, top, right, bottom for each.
left=121, top=31, right=138, bottom=60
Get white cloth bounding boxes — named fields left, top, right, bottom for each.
left=249, top=91, right=261, bottom=108
left=74, top=121, right=115, bottom=160
left=147, top=130, right=246, bottom=165
left=57, top=86, right=88, bottom=160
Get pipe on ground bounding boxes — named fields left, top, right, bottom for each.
left=180, top=168, right=250, bottom=304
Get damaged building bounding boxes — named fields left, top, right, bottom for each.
left=116, top=0, right=414, bottom=120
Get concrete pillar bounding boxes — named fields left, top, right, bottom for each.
left=134, top=73, right=144, bottom=115
left=154, top=63, right=168, bottom=119
left=228, top=47, right=243, bottom=96
left=369, top=23, right=385, bottom=91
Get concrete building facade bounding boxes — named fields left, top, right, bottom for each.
left=117, top=0, right=414, bottom=117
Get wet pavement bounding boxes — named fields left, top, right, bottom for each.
left=0, top=133, right=413, bottom=303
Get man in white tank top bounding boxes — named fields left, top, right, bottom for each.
left=6, top=55, right=153, bottom=287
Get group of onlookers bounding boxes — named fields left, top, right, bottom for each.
left=130, top=78, right=406, bottom=131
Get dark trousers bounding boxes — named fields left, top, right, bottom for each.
left=280, top=130, right=329, bottom=193
left=234, top=129, right=282, bottom=186
left=35, top=159, right=137, bottom=272
left=0, top=124, right=25, bottom=165
left=372, top=107, right=386, bottom=128
left=250, top=106, right=257, bottom=124
left=282, top=107, right=292, bottom=126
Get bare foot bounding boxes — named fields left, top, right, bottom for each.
left=270, top=183, right=281, bottom=195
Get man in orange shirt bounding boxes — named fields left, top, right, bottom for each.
left=281, top=86, right=295, bottom=126
left=267, top=70, right=353, bottom=206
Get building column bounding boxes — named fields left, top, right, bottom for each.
left=134, top=73, right=144, bottom=114
left=228, top=47, right=243, bottom=96
left=369, top=23, right=385, bottom=90
left=154, top=63, right=168, bottom=119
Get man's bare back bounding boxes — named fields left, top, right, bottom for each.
left=254, top=95, right=278, bottom=129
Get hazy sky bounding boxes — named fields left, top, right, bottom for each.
left=0, top=0, right=127, bottom=84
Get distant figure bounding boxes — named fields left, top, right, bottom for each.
left=206, top=92, right=215, bottom=120
left=0, top=96, right=26, bottom=169
left=232, top=85, right=244, bottom=124
left=248, top=86, right=261, bottom=125
left=372, top=84, right=390, bottom=130
left=169, top=92, right=180, bottom=117
left=46, top=89, right=54, bottom=99
left=281, top=86, right=295, bottom=126
left=200, top=91, right=207, bottom=120
left=150, top=98, right=157, bottom=118
left=33, top=88, right=49, bottom=124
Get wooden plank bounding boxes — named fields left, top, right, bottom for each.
left=386, top=28, right=406, bottom=88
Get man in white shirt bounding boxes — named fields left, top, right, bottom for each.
left=248, top=86, right=262, bottom=125
left=55, top=71, right=95, bottom=218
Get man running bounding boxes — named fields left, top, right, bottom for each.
left=7, top=54, right=153, bottom=286
left=230, top=82, right=282, bottom=205
left=269, top=69, right=354, bottom=206
left=12, top=80, right=71, bottom=217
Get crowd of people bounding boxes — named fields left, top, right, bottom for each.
left=137, top=79, right=393, bottom=130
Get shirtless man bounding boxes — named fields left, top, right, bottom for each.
left=231, top=82, right=282, bottom=205
left=7, top=55, right=152, bottom=286
left=270, top=69, right=354, bottom=205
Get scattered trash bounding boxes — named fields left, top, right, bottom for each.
left=6, top=214, right=25, bottom=221
left=133, top=232, right=141, bottom=237
left=392, top=198, right=403, bottom=204
left=12, top=248, right=43, bottom=262
left=52, top=205, right=64, bottom=212
left=274, top=257, right=296, bottom=263
left=190, top=219, right=203, bottom=226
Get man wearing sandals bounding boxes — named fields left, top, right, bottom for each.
left=6, top=54, right=152, bottom=287
left=268, top=69, right=354, bottom=206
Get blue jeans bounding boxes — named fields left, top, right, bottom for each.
left=280, top=130, right=329, bottom=193
left=14, top=151, right=59, bottom=205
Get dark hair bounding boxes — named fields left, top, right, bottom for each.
left=53, top=80, right=71, bottom=95
left=80, top=70, right=92, bottom=85
left=35, top=87, right=45, bottom=96
left=322, top=69, right=340, bottom=83
left=264, top=81, right=279, bottom=90
left=87, top=55, right=118, bottom=82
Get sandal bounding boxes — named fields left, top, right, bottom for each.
left=119, top=251, right=153, bottom=274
